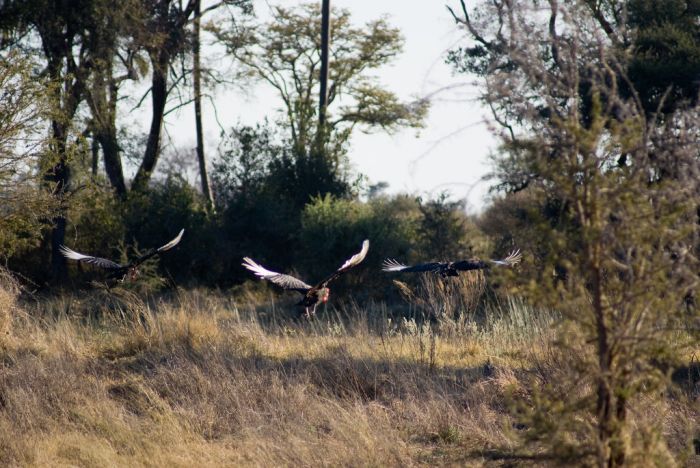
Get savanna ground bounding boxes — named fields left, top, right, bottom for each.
left=1, top=272, right=698, bottom=467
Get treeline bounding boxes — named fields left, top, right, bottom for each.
left=0, top=1, right=437, bottom=289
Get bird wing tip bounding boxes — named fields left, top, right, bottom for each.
left=241, top=257, right=274, bottom=279
left=337, top=240, right=371, bottom=271
left=381, top=259, right=406, bottom=272
left=158, top=229, right=185, bottom=252
left=59, top=246, right=91, bottom=261
left=241, top=257, right=258, bottom=269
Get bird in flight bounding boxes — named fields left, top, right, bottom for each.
left=60, top=229, right=185, bottom=281
left=242, top=239, right=370, bottom=317
left=382, top=249, right=522, bottom=277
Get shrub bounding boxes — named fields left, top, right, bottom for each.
left=124, top=176, right=214, bottom=285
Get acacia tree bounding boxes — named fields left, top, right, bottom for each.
left=449, top=1, right=699, bottom=465
left=211, top=2, right=428, bottom=181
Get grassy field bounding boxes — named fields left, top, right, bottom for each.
left=0, top=277, right=698, bottom=466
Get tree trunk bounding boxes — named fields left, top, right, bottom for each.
left=47, top=121, right=70, bottom=281
left=91, top=132, right=99, bottom=176
left=43, top=48, right=83, bottom=283
left=86, top=58, right=127, bottom=197
left=103, top=75, right=126, bottom=197
left=316, top=0, right=331, bottom=153
left=132, top=51, right=169, bottom=192
left=591, top=252, right=625, bottom=468
left=97, top=129, right=126, bottom=196
left=193, top=0, right=214, bottom=211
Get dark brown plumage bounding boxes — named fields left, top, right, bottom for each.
left=60, top=229, right=184, bottom=281
left=382, top=249, right=522, bottom=277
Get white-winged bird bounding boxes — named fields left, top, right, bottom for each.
left=382, top=249, right=522, bottom=278
left=60, top=229, right=185, bottom=281
left=242, top=239, right=370, bottom=317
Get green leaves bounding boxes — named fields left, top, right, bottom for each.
left=211, top=2, right=428, bottom=157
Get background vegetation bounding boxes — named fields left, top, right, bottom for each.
left=0, top=0, right=699, bottom=466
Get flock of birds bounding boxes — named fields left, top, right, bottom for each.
left=60, top=230, right=522, bottom=316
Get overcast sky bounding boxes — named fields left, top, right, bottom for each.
left=161, top=0, right=497, bottom=212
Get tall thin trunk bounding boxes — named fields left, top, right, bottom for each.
left=132, top=51, right=169, bottom=192
left=193, top=0, right=214, bottom=211
left=317, top=0, right=331, bottom=151
left=591, top=249, right=624, bottom=468
left=48, top=121, right=70, bottom=281
left=44, top=49, right=82, bottom=283
left=91, top=132, right=99, bottom=176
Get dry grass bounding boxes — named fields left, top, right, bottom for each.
left=0, top=283, right=697, bottom=467
left=0, top=267, right=20, bottom=345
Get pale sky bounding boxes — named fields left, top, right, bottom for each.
left=159, top=0, right=498, bottom=212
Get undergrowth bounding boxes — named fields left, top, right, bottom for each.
left=0, top=281, right=697, bottom=466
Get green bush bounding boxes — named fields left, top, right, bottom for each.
left=124, top=176, right=215, bottom=285
left=299, top=194, right=416, bottom=300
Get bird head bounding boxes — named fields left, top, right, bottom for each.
left=128, top=267, right=140, bottom=281
left=319, top=288, right=330, bottom=303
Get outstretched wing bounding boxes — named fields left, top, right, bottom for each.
left=382, top=259, right=446, bottom=273
left=453, top=249, right=522, bottom=270
left=157, top=229, right=185, bottom=252
left=242, top=257, right=312, bottom=292
left=131, top=229, right=185, bottom=266
left=315, top=239, right=370, bottom=288
left=59, top=246, right=124, bottom=270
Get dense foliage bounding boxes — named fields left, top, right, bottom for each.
left=449, top=0, right=700, bottom=465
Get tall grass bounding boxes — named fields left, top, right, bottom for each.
left=0, top=282, right=697, bottom=466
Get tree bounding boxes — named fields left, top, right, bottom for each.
left=82, top=0, right=144, bottom=198
left=192, top=0, right=214, bottom=211
left=0, top=0, right=96, bottom=279
left=0, top=51, right=55, bottom=259
left=129, top=0, right=196, bottom=192
left=627, top=0, right=700, bottom=113
left=211, top=2, right=428, bottom=190
left=449, top=1, right=700, bottom=465
left=130, top=0, right=252, bottom=192
left=448, top=0, right=700, bottom=121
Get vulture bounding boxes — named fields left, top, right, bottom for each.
left=60, top=229, right=185, bottom=281
left=382, top=249, right=522, bottom=277
left=242, top=239, right=370, bottom=317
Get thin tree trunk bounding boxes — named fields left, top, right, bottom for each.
left=316, top=0, right=331, bottom=152
left=91, top=131, right=99, bottom=176
left=103, top=74, right=126, bottom=197
left=97, top=129, right=126, bottom=196
left=193, top=0, right=214, bottom=211
left=132, top=52, right=169, bottom=192
left=47, top=121, right=70, bottom=281
left=591, top=252, right=621, bottom=468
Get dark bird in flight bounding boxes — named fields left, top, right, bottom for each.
left=382, top=249, right=522, bottom=277
left=242, top=239, right=370, bottom=317
left=60, top=229, right=185, bottom=281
